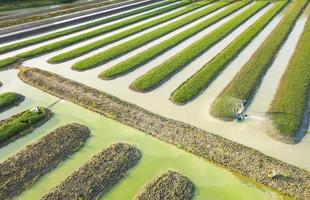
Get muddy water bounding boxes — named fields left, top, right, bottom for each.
left=0, top=69, right=282, bottom=200
left=16, top=1, right=310, bottom=170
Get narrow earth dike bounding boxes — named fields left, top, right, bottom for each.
left=0, top=123, right=90, bottom=200
left=42, top=143, right=141, bottom=200
left=18, top=67, right=310, bottom=200
left=135, top=171, right=195, bottom=200
left=0, top=107, right=51, bottom=148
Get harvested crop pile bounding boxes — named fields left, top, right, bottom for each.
left=0, top=123, right=90, bottom=200
left=136, top=171, right=195, bottom=200
left=42, top=143, right=141, bottom=200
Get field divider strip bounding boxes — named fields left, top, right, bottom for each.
left=129, top=1, right=269, bottom=92
left=17, top=67, right=310, bottom=200
left=210, top=0, right=309, bottom=122
left=170, top=1, right=288, bottom=105
left=99, top=0, right=252, bottom=80
left=49, top=0, right=220, bottom=64
left=0, top=0, right=178, bottom=54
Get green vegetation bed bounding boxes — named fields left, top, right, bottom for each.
left=0, top=123, right=90, bottom=199
left=18, top=67, right=310, bottom=199
left=42, top=143, right=141, bottom=200
left=99, top=0, right=249, bottom=80
left=135, top=171, right=195, bottom=200
left=0, top=92, right=25, bottom=112
left=211, top=0, right=309, bottom=120
left=50, top=0, right=218, bottom=65
left=0, top=0, right=179, bottom=55
left=171, top=1, right=288, bottom=105
left=268, top=14, right=310, bottom=143
left=130, top=1, right=269, bottom=92
left=71, top=0, right=225, bottom=70
left=0, top=57, right=19, bottom=71
left=0, top=107, right=51, bottom=147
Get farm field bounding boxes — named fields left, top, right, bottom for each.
left=0, top=0, right=310, bottom=199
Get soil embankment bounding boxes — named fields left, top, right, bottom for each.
left=0, top=123, right=90, bottom=199
left=18, top=67, right=310, bottom=200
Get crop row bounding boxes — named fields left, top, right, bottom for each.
left=0, top=0, right=177, bottom=55
left=268, top=14, right=310, bottom=143
left=135, top=171, right=195, bottom=200
left=15, top=1, right=188, bottom=61
left=0, top=123, right=90, bottom=199
left=0, top=57, right=18, bottom=70
left=0, top=0, right=131, bottom=28
left=42, top=143, right=141, bottom=199
left=49, top=0, right=218, bottom=64
left=71, top=0, right=225, bottom=71
left=130, top=1, right=269, bottom=92
left=100, top=0, right=251, bottom=80
left=0, top=107, right=52, bottom=147
left=211, top=0, right=309, bottom=120
left=0, top=92, right=25, bottom=112
left=170, top=1, right=288, bottom=105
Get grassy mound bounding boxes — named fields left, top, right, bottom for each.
left=0, top=92, right=25, bottom=112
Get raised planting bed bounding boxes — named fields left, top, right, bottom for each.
left=0, top=0, right=130, bottom=28
left=18, top=67, right=310, bottom=200
left=0, top=92, right=25, bottom=112
left=99, top=0, right=250, bottom=80
left=71, top=0, right=224, bottom=71
left=50, top=0, right=218, bottom=65
left=0, top=57, right=19, bottom=71
left=0, top=106, right=51, bottom=147
left=14, top=1, right=188, bottom=60
left=135, top=171, right=195, bottom=200
left=0, top=0, right=179, bottom=55
left=130, top=1, right=269, bottom=92
left=170, top=1, right=288, bottom=105
left=0, top=123, right=90, bottom=199
left=42, top=143, right=141, bottom=199
left=268, top=15, right=310, bottom=143
left=211, top=0, right=309, bottom=121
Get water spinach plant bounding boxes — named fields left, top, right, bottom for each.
left=130, top=1, right=269, bottom=92
left=49, top=0, right=219, bottom=64
left=170, top=1, right=288, bottom=104
left=268, top=14, right=310, bottom=142
left=211, top=0, right=309, bottom=120
left=0, top=92, right=25, bottom=112
left=0, top=0, right=178, bottom=54
left=71, top=0, right=228, bottom=70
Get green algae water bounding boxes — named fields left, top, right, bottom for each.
left=0, top=70, right=282, bottom=199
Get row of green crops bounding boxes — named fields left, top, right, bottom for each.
left=0, top=92, right=24, bottom=112
left=268, top=15, right=310, bottom=137
left=49, top=0, right=217, bottom=64
left=0, top=57, right=18, bottom=70
left=0, top=0, right=178, bottom=55
left=0, top=107, right=50, bottom=145
left=70, top=0, right=223, bottom=70
left=211, top=0, right=309, bottom=120
left=130, top=1, right=269, bottom=92
left=100, top=0, right=251, bottom=80
left=15, top=1, right=188, bottom=60
left=170, top=1, right=288, bottom=105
